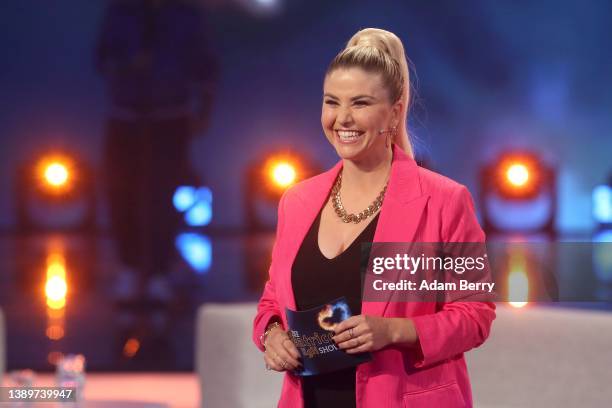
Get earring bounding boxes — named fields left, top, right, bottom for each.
left=380, top=127, right=396, bottom=149
left=388, top=126, right=398, bottom=148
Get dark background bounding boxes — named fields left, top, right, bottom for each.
left=1, top=0, right=611, bottom=232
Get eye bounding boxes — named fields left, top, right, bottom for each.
left=324, top=99, right=338, bottom=106
left=354, top=100, right=370, bottom=106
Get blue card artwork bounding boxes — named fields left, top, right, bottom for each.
left=285, top=297, right=371, bottom=376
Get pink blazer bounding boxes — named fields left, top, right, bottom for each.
left=253, top=147, right=496, bottom=407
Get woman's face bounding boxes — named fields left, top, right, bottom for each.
left=322, top=67, right=400, bottom=164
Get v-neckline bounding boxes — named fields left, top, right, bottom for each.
left=316, top=210, right=380, bottom=261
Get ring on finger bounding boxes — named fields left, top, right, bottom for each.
left=349, top=328, right=354, bottom=339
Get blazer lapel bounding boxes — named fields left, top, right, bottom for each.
left=363, top=147, right=430, bottom=317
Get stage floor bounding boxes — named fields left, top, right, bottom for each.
left=1, top=372, right=198, bottom=408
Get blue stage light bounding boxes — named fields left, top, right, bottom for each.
left=174, top=186, right=213, bottom=226
left=175, top=233, right=212, bottom=274
left=173, top=186, right=197, bottom=212
left=196, top=187, right=212, bottom=204
left=185, top=201, right=212, bottom=227
left=593, top=230, right=612, bottom=243
left=592, top=185, right=612, bottom=224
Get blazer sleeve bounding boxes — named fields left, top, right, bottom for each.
left=252, top=191, right=287, bottom=352
left=411, top=186, right=496, bottom=368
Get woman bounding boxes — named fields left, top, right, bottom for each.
left=253, top=28, right=495, bottom=408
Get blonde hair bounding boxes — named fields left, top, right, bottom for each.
left=326, top=28, right=414, bottom=157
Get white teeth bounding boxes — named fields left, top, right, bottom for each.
left=337, top=130, right=363, bottom=140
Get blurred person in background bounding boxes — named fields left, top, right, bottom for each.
left=96, top=0, right=218, bottom=302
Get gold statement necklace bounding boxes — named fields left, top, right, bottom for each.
left=331, top=172, right=388, bottom=224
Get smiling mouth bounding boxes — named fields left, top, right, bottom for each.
left=336, top=129, right=365, bottom=142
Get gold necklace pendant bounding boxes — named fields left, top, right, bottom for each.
left=331, top=173, right=387, bottom=224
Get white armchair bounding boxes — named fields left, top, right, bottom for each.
left=196, top=303, right=283, bottom=408
left=468, top=305, right=612, bottom=407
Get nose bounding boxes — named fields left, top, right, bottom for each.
left=337, top=106, right=354, bottom=127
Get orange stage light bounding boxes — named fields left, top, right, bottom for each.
left=480, top=151, right=556, bottom=234
left=48, top=351, right=64, bottom=366
left=45, top=276, right=67, bottom=301
left=123, top=338, right=141, bottom=358
left=17, top=151, right=96, bottom=231
left=44, top=243, right=68, bottom=340
left=495, top=154, right=541, bottom=199
left=262, top=155, right=302, bottom=193
left=45, top=252, right=68, bottom=309
left=36, top=156, right=76, bottom=195
left=506, top=163, right=529, bottom=187
left=508, top=269, right=529, bottom=308
left=506, top=248, right=529, bottom=308
left=270, top=162, right=297, bottom=188
left=46, top=325, right=65, bottom=340
left=246, top=150, right=318, bottom=230
left=44, top=162, right=69, bottom=186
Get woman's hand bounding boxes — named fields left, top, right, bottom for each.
left=332, top=315, right=418, bottom=354
left=263, top=325, right=302, bottom=372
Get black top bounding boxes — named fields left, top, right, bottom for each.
left=292, top=208, right=379, bottom=408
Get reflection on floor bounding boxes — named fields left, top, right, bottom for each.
left=0, top=231, right=274, bottom=372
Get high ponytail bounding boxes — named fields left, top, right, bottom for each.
left=326, top=28, right=414, bottom=158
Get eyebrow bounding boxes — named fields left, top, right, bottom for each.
left=323, top=93, right=377, bottom=101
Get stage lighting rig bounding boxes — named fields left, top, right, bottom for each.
left=15, top=152, right=96, bottom=232
left=592, top=179, right=612, bottom=230
left=480, top=152, right=556, bottom=235
left=245, top=151, right=317, bottom=231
